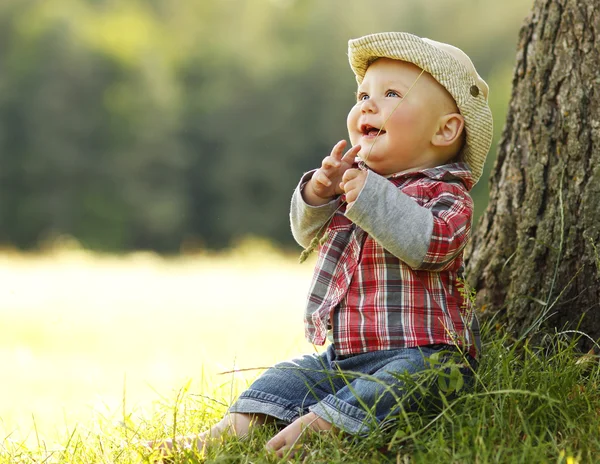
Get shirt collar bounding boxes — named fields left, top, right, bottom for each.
left=357, top=160, right=475, bottom=191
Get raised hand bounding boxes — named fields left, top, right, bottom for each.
left=303, top=140, right=361, bottom=206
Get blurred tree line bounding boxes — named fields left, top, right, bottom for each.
left=0, top=0, right=532, bottom=253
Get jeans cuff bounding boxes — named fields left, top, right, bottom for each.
left=228, top=389, right=301, bottom=424
left=309, top=394, right=373, bottom=435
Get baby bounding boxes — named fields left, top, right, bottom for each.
left=152, top=31, right=492, bottom=459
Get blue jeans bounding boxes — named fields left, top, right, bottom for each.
left=229, top=344, right=476, bottom=435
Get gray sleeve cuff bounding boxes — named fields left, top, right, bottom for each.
left=290, top=171, right=341, bottom=249
left=345, top=170, right=433, bottom=268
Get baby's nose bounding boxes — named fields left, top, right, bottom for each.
left=360, top=98, right=378, bottom=113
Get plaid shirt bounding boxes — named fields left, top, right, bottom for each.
left=293, top=162, right=479, bottom=358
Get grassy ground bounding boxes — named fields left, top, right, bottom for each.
left=1, top=247, right=598, bottom=463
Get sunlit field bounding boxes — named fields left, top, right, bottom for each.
left=3, top=243, right=599, bottom=463
left=0, top=240, right=316, bottom=448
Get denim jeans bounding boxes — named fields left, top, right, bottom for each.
left=229, top=344, right=476, bottom=435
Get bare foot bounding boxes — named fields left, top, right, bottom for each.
left=148, top=413, right=265, bottom=460
left=265, top=412, right=332, bottom=458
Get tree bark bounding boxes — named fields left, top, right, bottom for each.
left=466, top=0, right=600, bottom=344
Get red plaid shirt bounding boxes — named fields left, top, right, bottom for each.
left=295, top=163, right=479, bottom=358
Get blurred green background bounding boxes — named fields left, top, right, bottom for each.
left=0, top=0, right=533, bottom=253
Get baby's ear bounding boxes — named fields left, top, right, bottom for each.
left=432, top=113, right=464, bottom=147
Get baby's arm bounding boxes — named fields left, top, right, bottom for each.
left=344, top=171, right=472, bottom=270
left=290, top=141, right=360, bottom=248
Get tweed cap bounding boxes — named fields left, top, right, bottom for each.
left=348, top=32, right=493, bottom=183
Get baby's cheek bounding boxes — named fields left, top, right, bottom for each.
left=346, top=106, right=360, bottom=139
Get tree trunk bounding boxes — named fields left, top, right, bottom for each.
left=466, top=0, right=600, bottom=344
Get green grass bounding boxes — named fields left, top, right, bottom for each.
left=2, top=323, right=598, bottom=464
left=1, top=249, right=597, bottom=463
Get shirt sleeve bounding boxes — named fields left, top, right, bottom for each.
left=344, top=170, right=472, bottom=270
left=290, top=170, right=342, bottom=249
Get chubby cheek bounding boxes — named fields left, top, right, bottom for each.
left=387, top=107, right=416, bottom=129
left=389, top=104, right=432, bottom=141
left=346, top=106, right=361, bottom=146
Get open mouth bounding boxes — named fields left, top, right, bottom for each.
left=360, top=124, right=386, bottom=137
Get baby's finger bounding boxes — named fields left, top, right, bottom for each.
left=345, top=186, right=359, bottom=205
left=330, top=140, right=348, bottom=162
left=341, top=144, right=361, bottom=165
left=321, top=156, right=341, bottom=170
left=342, top=168, right=361, bottom=183
left=313, top=169, right=333, bottom=188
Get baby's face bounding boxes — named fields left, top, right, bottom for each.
left=347, top=58, right=455, bottom=176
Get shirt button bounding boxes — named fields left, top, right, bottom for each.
left=470, top=85, right=480, bottom=97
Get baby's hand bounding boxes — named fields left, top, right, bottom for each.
left=305, top=141, right=361, bottom=204
left=340, top=168, right=368, bottom=207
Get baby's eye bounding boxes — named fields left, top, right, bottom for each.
left=385, top=90, right=401, bottom=98
left=356, top=92, right=369, bottom=102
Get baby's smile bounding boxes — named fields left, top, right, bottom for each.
left=360, top=124, right=386, bottom=138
